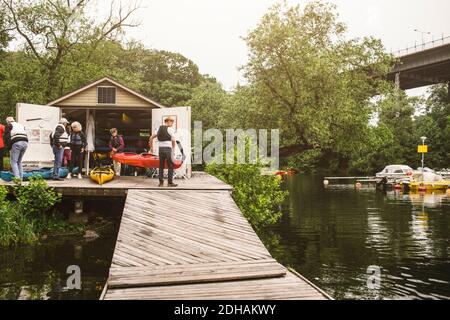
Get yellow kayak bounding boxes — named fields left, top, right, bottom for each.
left=90, top=167, right=115, bottom=185
left=408, top=181, right=450, bottom=192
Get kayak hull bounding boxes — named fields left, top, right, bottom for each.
left=90, top=167, right=115, bottom=185
left=1, top=168, right=70, bottom=181
left=408, top=181, right=450, bottom=192
left=112, top=153, right=183, bottom=169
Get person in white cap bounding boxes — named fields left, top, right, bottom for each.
left=4, top=116, right=28, bottom=180
left=50, top=118, right=70, bottom=181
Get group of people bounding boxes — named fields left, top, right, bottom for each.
left=50, top=118, right=127, bottom=181
left=0, top=115, right=178, bottom=186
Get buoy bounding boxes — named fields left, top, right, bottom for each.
left=355, top=182, right=362, bottom=189
left=323, top=179, right=329, bottom=186
left=394, top=184, right=402, bottom=190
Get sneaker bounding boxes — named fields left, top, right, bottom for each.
left=78, top=174, right=82, bottom=179
left=168, top=183, right=178, bottom=187
left=53, top=177, right=63, bottom=181
left=66, top=174, right=72, bottom=180
left=158, top=182, right=164, bottom=187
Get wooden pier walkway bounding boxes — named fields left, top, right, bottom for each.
left=1, top=172, right=329, bottom=299
left=101, top=187, right=329, bottom=300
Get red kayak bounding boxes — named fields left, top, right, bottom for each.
left=112, top=153, right=183, bottom=169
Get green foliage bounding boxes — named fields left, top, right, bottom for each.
left=242, top=0, right=396, bottom=160
left=189, top=81, right=229, bottom=129
left=0, top=202, right=37, bottom=246
left=0, top=178, right=72, bottom=246
left=14, top=177, right=62, bottom=219
left=206, top=163, right=287, bottom=230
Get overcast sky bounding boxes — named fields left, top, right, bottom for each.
left=117, top=0, right=450, bottom=94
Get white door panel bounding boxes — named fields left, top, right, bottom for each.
left=16, top=103, right=61, bottom=167
left=152, top=106, right=191, bottom=178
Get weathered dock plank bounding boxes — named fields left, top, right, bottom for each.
left=103, top=188, right=329, bottom=300
left=104, top=271, right=326, bottom=300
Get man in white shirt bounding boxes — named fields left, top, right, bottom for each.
left=149, top=117, right=178, bottom=187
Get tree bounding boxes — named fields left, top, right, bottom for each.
left=0, top=2, right=12, bottom=50
left=376, top=90, right=421, bottom=166
left=2, top=0, right=140, bottom=100
left=189, top=81, right=229, bottom=130
left=242, top=1, right=395, bottom=163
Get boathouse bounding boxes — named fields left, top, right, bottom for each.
left=16, top=77, right=191, bottom=176
left=48, top=77, right=165, bottom=154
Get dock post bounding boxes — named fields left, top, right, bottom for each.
left=74, top=200, right=84, bottom=215
left=69, top=199, right=87, bottom=224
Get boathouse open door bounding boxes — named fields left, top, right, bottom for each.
left=16, top=103, right=61, bottom=168
left=152, top=106, right=191, bottom=179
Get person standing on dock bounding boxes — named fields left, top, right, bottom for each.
left=109, top=128, right=125, bottom=176
left=148, top=117, right=178, bottom=187
left=0, top=122, right=5, bottom=172
left=4, top=117, right=28, bottom=180
left=67, top=121, right=87, bottom=180
left=62, top=121, right=72, bottom=168
left=50, top=118, right=70, bottom=181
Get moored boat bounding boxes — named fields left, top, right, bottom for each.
left=401, top=171, right=450, bottom=192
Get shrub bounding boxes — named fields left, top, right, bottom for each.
left=14, top=177, right=62, bottom=219
left=0, top=198, right=37, bottom=245
left=206, top=162, right=287, bottom=230
left=0, top=178, right=64, bottom=246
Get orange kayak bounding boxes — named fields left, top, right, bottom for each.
left=112, top=153, right=183, bottom=169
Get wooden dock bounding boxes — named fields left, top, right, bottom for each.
left=101, top=186, right=329, bottom=300
left=1, top=172, right=329, bottom=299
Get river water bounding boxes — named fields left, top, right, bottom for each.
left=0, top=199, right=122, bottom=300
left=265, top=175, right=450, bottom=300
left=1, top=177, right=449, bottom=300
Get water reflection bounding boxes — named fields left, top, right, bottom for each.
left=0, top=199, right=122, bottom=300
left=265, top=175, right=450, bottom=300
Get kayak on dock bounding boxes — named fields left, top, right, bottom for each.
left=1, top=167, right=74, bottom=182
left=112, top=152, right=183, bottom=169
left=89, top=167, right=115, bottom=185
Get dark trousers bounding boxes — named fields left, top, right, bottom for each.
left=159, top=147, right=174, bottom=184
left=0, top=147, right=4, bottom=172
left=69, top=146, right=84, bottom=174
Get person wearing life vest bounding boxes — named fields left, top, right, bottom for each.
left=4, top=117, right=28, bottom=180
left=67, top=121, right=87, bottom=180
left=109, top=128, right=125, bottom=176
left=50, top=118, right=70, bottom=181
left=62, top=121, right=72, bottom=167
left=0, top=121, right=5, bottom=172
left=148, top=117, right=178, bottom=187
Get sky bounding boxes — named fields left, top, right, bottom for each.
left=109, top=0, right=450, bottom=95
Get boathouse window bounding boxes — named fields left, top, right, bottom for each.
left=97, top=86, right=116, bottom=104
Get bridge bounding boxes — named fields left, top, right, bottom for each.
left=387, top=36, right=450, bottom=95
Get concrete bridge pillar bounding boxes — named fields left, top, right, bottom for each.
left=448, top=82, right=450, bottom=102
left=395, top=73, right=401, bottom=89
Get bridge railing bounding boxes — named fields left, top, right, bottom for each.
left=392, top=35, right=450, bottom=57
